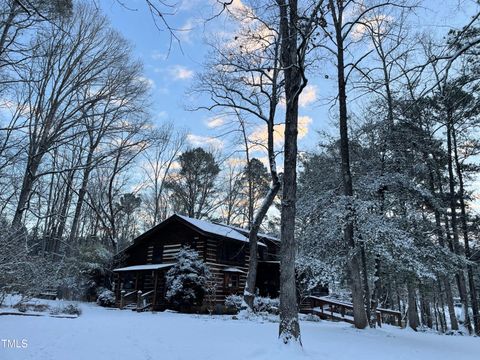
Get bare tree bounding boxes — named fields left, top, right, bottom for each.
left=141, top=124, right=187, bottom=226
left=10, top=3, right=147, bottom=230
left=276, top=0, right=324, bottom=343
left=192, top=4, right=284, bottom=310
left=0, top=0, right=72, bottom=92
left=317, top=0, right=417, bottom=329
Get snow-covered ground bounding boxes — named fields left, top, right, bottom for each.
left=1, top=301, right=479, bottom=360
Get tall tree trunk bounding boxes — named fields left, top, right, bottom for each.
left=11, top=152, right=42, bottom=229
left=452, top=125, right=480, bottom=335
left=0, top=1, right=18, bottom=58
left=244, top=181, right=281, bottom=308
left=68, top=150, right=94, bottom=246
left=407, top=279, right=419, bottom=331
left=428, top=156, right=459, bottom=330
left=277, top=0, right=302, bottom=343
left=446, top=119, right=472, bottom=334
left=419, top=285, right=433, bottom=328
left=371, top=256, right=383, bottom=324
left=244, top=64, right=281, bottom=308
left=53, top=169, right=76, bottom=254
left=360, top=243, right=373, bottom=327
left=436, top=280, right=447, bottom=332
left=331, top=0, right=367, bottom=329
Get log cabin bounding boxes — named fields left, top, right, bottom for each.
left=112, top=214, right=280, bottom=312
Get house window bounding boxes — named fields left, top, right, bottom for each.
left=217, top=241, right=245, bottom=264
left=190, top=236, right=199, bottom=250
left=224, top=272, right=240, bottom=294
left=152, top=245, right=163, bottom=263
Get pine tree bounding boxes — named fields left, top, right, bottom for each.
left=165, top=247, right=212, bottom=310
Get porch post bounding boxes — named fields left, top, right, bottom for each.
left=116, top=273, right=122, bottom=306
left=152, top=271, right=159, bottom=311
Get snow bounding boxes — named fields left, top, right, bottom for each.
left=223, top=267, right=245, bottom=273
left=1, top=301, right=479, bottom=360
left=113, top=263, right=175, bottom=272
left=177, top=214, right=267, bottom=247
left=227, top=224, right=280, bottom=242
left=309, top=295, right=353, bottom=307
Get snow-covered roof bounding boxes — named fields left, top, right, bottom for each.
left=222, top=267, right=245, bottom=274
left=226, top=224, right=279, bottom=242
left=176, top=214, right=267, bottom=247
left=119, top=214, right=270, bottom=255
left=113, top=263, right=175, bottom=272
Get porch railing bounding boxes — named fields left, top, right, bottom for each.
left=136, top=290, right=155, bottom=312
left=302, top=296, right=402, bottom=327
left=120, top=290, right=137, bottom=309
left=120, top=290, right=155, bottom=311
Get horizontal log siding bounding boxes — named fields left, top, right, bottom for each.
left=163, top=243, right=182, bottom=262
left=204, top=238, right=249, bottom=303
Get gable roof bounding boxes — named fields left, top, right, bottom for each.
left=113, top=263, right=175, bottom=272
left=226, top=224, right=280, bottom=243
left=176, top=214, right=249, bottom=243
left=119, top=213, right=268, bottom=255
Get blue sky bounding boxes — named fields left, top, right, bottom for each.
left=99, top=0, right=478, bottom=157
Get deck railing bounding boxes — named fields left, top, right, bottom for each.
left=136, top=290, right=155, bottom=312
left=120, top=290, right=156, bottom=311
left=302, top=296, right=402, bottom=327
left=120, top=290, right=137, bottom=309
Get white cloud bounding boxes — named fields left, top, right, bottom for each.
left=187, top=134, right=224, bottom=149
left=299, top=85, right=317, bottom=107
left=205, top=117, right=225, bottom=128
left=298, top=116, right=313, bottom=138
left=279, top=85, right=317, bottom=108
left=170, top=65, right=194, bottom=80
left=225, top=0, right=255, bottom=22
left=151, top=50, right=166, bottom=61
left=250, top=116, right=313, bottom=148
left=178, top=18, right=198, bottom=43
left=350, top=14, right=394, bottom=40
left=227, top=157, right=246, bottom=167
left=137, top=76, right=155, bottom=89
left=157, top=111, right=168, bottom=120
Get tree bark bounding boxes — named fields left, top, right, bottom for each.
left=244, top=61, right=281, bottom=308
left=68, top=149, right=94, bottom=246
left=330, top=0, right=368, bottom=329
left=277, top=0, right=301, bottom=343
left=407, top=279, right=419, bottom=331
left=11, top=151, right=42, bottom=229
left=428, top=155, right=459, bottom=330
left=452, top=124, right=480, bottom=335
left=244, top=181, right=280, bottom=308
left=446, top=119, right=472, bottom=334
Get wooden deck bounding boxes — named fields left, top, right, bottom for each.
left=301, top=296, right=403, bottom=327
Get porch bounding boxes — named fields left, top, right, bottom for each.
left=113, top=263, right=174, bottom=311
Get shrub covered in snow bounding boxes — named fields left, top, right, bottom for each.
left=225, top=294, right=243, bottom=311
left=63, top=304, right=82, bottom=316
left=225, top=294, right=279, bottom=314
left=0, top=215, right=114, bottom=304
left=254, top=296, right=279, bottom=314
left=50, top=303, right=82, bottom=316
left=96, top=288, right=116, bottom=307
left=58, top=243, right=114, bottom=300
left=13, top=302, right=28, bottom=313
left=165, top=247, right=211, bottom=310
left=0, top=219, right=64, bottom=304
left=299, top=313, right=321, bottom=322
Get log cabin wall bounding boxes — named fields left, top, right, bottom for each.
left=124, top=221, right=208, bottom=265
left=115, top=215, right=281, bottom=309
left=204, top=238, right=249, bottom=303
